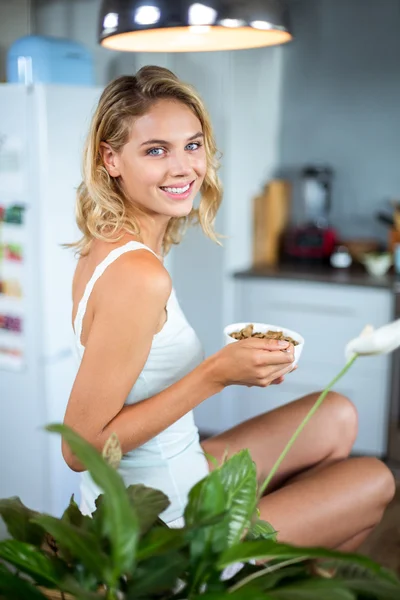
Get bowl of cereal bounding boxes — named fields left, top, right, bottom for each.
left=223, top=322, right=304, bottom=367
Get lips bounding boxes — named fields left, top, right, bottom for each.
left=159, top=180, right=195, bottom=200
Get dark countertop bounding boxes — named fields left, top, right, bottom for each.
left=233, top=261, right=400, bottom=292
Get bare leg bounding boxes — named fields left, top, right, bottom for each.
left=337, top=528, right=374, bottom=553
left=202, top=391, right=395, bottom=550
left=203, top=391, right=360, bottom=491
left=255, top=457, right=393, bottom=549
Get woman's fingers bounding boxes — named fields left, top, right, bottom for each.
left=269, top=362, right=299, bottom=385
left=255, top=348, right=294, bottom=366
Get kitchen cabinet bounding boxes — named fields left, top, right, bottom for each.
left=230, top=277, right=393, bottom=457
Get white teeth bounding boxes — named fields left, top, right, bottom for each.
left=162, top=183, right=190, bottom=194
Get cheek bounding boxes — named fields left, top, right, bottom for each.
left=192, top=154, right=207, bottom=178
left=128, top=161, right=163, bottom=188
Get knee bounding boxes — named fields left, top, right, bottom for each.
left=324, top=391, right=358, bottom=454
left=355, top=457, right=396, bottom=520
left=367, top=457, right=396, bottom=509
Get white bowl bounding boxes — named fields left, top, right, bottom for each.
left=223, top=322, right=305, bottom=367
left=362, top=253, right=392, bottom=277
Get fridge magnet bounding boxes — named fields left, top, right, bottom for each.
left=0, top=134, right=24, bottom=196
left=0, top=313, right=24, bottom=370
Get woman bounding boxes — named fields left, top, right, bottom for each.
left=64, top=65, right=395, bottom=550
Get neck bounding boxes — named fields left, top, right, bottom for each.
left=133, top=214, right=170, bottom=258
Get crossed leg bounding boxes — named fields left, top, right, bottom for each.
left=202, top=391, right=395, bottom=551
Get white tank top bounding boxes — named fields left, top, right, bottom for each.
left=73, top=241, right=209, bottom=523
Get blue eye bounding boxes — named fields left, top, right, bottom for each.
left=186, top=142, right=202, bottom=151
left=147, top=147, right=165, bottom=156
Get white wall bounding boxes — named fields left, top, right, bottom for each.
left=278, top=0, right=400, bottom=242
left=221, top=47, right=284, bottom=327
left=0, top=0, right=31, bottom=82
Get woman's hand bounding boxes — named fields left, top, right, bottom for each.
left=210, top=337, right=295, bottom=389
left=271, top=364, right=298, bottom=385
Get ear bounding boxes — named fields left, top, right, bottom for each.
left=100, top=142, right=121, bottom=177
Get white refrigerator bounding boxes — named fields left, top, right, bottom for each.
left=0, top=84, right=102, bottom=516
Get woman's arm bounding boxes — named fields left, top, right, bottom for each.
left=63, top=250, right=222, bottom=471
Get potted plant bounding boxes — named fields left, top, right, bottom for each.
left=0, top=424, right=399, bottom=600
left=1, top=320, right=399, bottom=599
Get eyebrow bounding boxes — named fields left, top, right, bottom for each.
left=140, top=131, right=204, bottom=147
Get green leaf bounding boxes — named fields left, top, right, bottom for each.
left=247, top=566, right=310, bottom=592
left=344, top=578, right=400, bottom=599
left=0, top=563, right=48, bottom=600
left=0, top=498, right=45, bottom=546
left=194, top=591, right=271, bottom=600
left=126, top=484, right=170, bottom=534
left=32, top=515, right=110, bottom=583
left=136, top=526, right=186, bottom=561
left=0, top=552, right=102, bottom=600
left=218, top=540, right=391, bottom=576
left=85, top=495, right=107, bottom=541
left=267, top=578, right=356, bottom=599
left=126, top=552, right=187, bottom=598
left=185, top=469, right=228, bottom=558
left=0, top=539, right=67, bottom=588
left=227, top=566, right=400, bottom=599
left=55, top=500, right=104, bottom=584
left=59, top=495, right=96, bottom=563
left=53, top=580, right=106, bottom=600
left=246, top=518, right=278, bottom=542
left=184, top=470, right=229, bottom=593
left=204, top=452, right=219, bottom=468
left=46, top=424, right=138, bottom=579
left=218, top=450, right=258, bottom=546
left=61, top=495, right=91, bottom=529
left=336, top=561, right=400, bottom=585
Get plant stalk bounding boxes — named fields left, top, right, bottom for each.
left=228, top=557, right=306, bottom=593
left=259, top=354, right=358, bottom=496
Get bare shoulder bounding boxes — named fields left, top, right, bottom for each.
left=93, top=248, right=172, bottom=313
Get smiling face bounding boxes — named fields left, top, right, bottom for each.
left=101, top=99, right=207, bottom=222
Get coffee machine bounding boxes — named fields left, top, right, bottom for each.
left=284, top=165, right=337, bottom=262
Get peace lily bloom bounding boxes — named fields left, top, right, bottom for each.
left=260, top=319, right=400, bottom=494
left=345, top=319, right=400, bottom=359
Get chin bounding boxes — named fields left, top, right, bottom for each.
left=166, top=199, right=194, bottom=219
left=168, top=206, right=194, bottom=219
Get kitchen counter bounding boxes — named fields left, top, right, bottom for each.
left=233, top=261, right=400, bottom=291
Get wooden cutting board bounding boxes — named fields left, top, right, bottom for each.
left=253, top=179, right=291, bottom=267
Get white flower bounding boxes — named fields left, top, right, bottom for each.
left=345, top=319, right=400, bottom=360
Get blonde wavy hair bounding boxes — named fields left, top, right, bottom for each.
left=69, top=65, right=223, bottom=256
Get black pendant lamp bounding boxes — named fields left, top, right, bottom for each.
left=99, top=0, right=292, bottom=52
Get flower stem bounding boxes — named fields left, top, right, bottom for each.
left=259, top=354, right=358, bottom=496
left=228, top=557, right=306, bottom=593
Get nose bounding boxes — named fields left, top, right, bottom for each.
left=168, top=149, right=192, bottom=178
